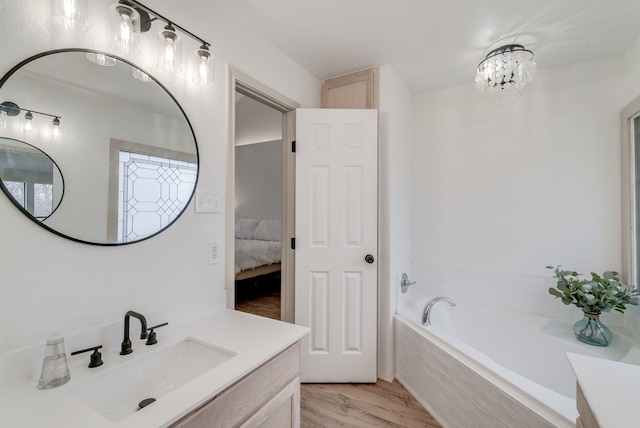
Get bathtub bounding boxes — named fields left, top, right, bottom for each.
left=395, top=298, right=640, bottom=427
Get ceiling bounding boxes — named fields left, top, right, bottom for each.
left=209, top=0, right=640, bottom=93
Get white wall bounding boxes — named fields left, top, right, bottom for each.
left=377, top=65, right=413, bottom=381
left=410, top=38, right=640, bottom=326
left=412, top=56, right=629, bottom=275
left=235, top=140, right=282, bottom=220
left=0, top=0, right=319, bottom=384
left=235, top=95, right=283, bottom=147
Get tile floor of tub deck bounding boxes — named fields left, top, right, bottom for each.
left=236, top=290, right=443, bottom=428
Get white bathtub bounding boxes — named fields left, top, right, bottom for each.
left=395, top=299, right=640, bottom=427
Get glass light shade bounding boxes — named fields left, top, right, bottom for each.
left=52, top=117, right=62, bottom=139
left=132, top=68, right=151, bottom=82
left=192, top=45, right=214, bottom=87
left=0, top=111, right=7, bottom=131
left=86, top=52, right=117, bottom=67
left=50, top=0, right=89, bottom=32
left=23, top=112, right=35, bottom=134
left=157, top=25, right=182, bottom=73
left=475, top=44, right=535, bottom=95
left=110, top=3, right=140, bottom=55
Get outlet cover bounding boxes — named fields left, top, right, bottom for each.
left=208, top=241, right=221, bottom=265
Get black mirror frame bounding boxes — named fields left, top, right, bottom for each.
left=0, top=137, right=65, bottom=221
left=0, top=48, right=200, bottom=246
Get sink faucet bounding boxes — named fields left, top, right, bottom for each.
left=422, top=297, right=456, bottom=326
left=120, top=311, right=148, bottom=355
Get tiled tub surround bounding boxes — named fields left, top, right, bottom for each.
left=0, top=310, right=307, bottom=427
left=395, top=267, right=640, bottom=428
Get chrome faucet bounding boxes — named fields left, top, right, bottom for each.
left=421, top=297, right=456, bottom=326
left=120, top=310, right=148, bottom=355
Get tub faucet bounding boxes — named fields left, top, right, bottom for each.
left=422, top=297, right=456, bottom=326
left=120, top=310, right=148, bottom=355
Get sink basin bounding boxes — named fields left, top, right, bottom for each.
left=68, top=338, right=235, bottom=422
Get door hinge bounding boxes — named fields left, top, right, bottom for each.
left=291, top=140, right=296, bottom=153
left=290, top=237, right=295, bottom=250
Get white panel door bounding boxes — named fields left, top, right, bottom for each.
left=295, top=108, right=378, bottom=382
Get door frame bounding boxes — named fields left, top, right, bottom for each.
left=621, top=94, right=640, bottom=286
left=227, top=66, right=300, bottom=322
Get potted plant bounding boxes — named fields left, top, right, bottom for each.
left=547, top=266, right=639, bottom=346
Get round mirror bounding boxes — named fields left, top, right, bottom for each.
left=0, top=137, right=64, bottom=220
left=0, top=49, right=199, bottom=245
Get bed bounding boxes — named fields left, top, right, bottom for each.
left=235, top=218, right=282, bottom=281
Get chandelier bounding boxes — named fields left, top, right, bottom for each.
left=475, top=44, right=536, bottom=94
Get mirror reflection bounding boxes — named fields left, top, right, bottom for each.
left=0, top=50, right=199, bottom=245
left=0, top=138, right=64, bottom=220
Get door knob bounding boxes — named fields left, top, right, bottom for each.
left=365, top=254, right=375, bottom=264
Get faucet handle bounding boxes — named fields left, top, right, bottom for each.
left=146, top=322, right=168, bottom=346
left=71, top=345, right=104, bottom=368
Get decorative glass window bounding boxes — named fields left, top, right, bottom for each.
left=117, top=150, right=197, bottom=243
left=4, top=181, right=25, bottom=208
left=33, top=183, right=53, bottom=219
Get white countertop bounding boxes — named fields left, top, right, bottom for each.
left=567, top=352, right=640, bottom=428
left=0, top=310, right=308, bottom=428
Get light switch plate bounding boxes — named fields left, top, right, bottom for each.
left=195, top=190, right=222, bottom=213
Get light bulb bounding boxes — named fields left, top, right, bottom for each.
left=23, top=111, right=34, bottom=134
left=110, top=3, right=140, bottom=55
left=52, top=117, right=61, bottom=139
left=157, top=24, right=182, bottom=73
left=164, top=39, right=175, bottom=64
left=192, top=45, right=214, bottom=87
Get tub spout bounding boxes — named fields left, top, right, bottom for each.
left=422, top=297, right=456, bottom=326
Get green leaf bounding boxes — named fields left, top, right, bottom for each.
left=549, top=288, right=563, bottom=298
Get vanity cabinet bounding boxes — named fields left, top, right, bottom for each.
left=576, top=383, right=599, bottom=428
left=170, top=342, right=300, bottom=428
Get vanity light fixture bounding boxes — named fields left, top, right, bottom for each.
left=110, top=2, right=143, bottom=55
left=475, top=44, right=536, bottom=95
left=0, top=101, right=62, bottom=139
left=157, top=23, right=182, bottom=73
left=193, top=44, right=214, bottom=87
left=108, top=1, right=213, bottom=83
left=50, top=0, right=89, bottom=32
left=23, top=111, right=35, bottom=134
left=52, top=117, right=62, bottom=138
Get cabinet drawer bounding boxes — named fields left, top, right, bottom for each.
left=171, top=342, right=300, bottom=428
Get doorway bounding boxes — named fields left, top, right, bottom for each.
left=226, top=68, right=299, bottom=323
left=234, top=94, right=283, bottom=319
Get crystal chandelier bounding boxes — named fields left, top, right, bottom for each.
left=475, top=44, right=536, bottom=94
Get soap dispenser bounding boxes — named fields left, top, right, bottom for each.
left=37, top=335, right=70, bottom=390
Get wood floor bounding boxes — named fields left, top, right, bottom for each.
left=301, top=381, right=441, bottom=427
left=234, top=282, right=281, bottom=320
left=236, top=286, right=442, bottom=428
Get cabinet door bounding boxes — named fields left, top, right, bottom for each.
left=321, top=68, right=378, bottom=109
left=170, top=343, right=299, bottom=428
left=240, top=378, right=300, bottom=428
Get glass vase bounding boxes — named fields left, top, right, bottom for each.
left=573, top=312, right=612, bottom=346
